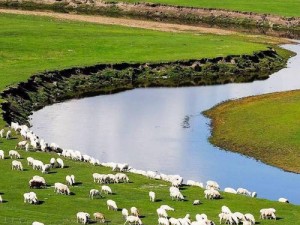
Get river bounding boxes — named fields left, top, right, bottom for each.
left=30, top=43, right=300, bottom=203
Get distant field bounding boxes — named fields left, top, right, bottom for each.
left=116, top=0, right=300, bottom=17
left=205, top=90, right=300, bottom=173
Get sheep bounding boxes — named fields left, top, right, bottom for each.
left=107, top=199, right=118, bottom=211
left=122, top=208, right=129, bottom=219
left=12, top=160, right=23, bottom=171
left=27, top=157, right=34, bottom=166
left=160, top=205, right=175, bottom=211
left=25, top=143, right=30, bottom=151
left=158, top=217, right=169, bottom=225
left=0, top=129, right=4, bottom=138
left=157, top=208, right=168, bottom=218
left=16, top=141, right=27, bottom=149
left=124, top=215, right=142, bottom=225
left=24, top=192, right=38, bottom=204
left=66, top=175, right=74, bottom=186
left=89, top=189, right=101, bottom=199
left=56, top=158, right=64, bottom=168
left=149, top=191, right=155, bottom=202
left=233, top=212, right=245, bottom=223
left=187, top=180, right=204, bottom=188
left=94, top=212, right=105, bottom=223
left=206, top=180, right=220, bottom=190
left=204, top=189, right=221, bottom=199
left=50, top=158, right=56, bottom=168
left=101, top=185, right=112, bottom=194
left=0, top=150, right=4, bottom=159
left=29, top=179, right=45, bottom=189
left=32, top=160, right=44, bottom=171
left=6, top=130, right=11, bottom=139
left=33, top=176, right=46, bottom=185
left=0, top=195, right=3, bottom=203
left=224, top=187, right=237, bottom=194
left=54, top=182, right=70, bottom=195
left=237, top=188, right=252, bottom=197
left=169, top=218, right=181, bottom=225
left=278, top=197, right=289, bottom=203
left=130, top=207, right=139, bottom=217
left=244, top=213, right=255, bottom=225
left=9, top=150, right=20, bottom=159
left=193, top=200, right=201, bottom=205
left=32, top=222, right=44, bottom=225
left=115, top=173, right=129, bottom=183
left=77, top=212, right=90, bottom=224
left=42, top=164, right=51, bottom=174
left=178, top=214, right=191, bottom=225
left=170, top=189, right=184, bottom=201
left=221, top=206, right=231, bottom=214
left=260, top=208, right=276, bottom=220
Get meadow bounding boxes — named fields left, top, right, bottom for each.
left=205, top=90, right=300, bottom=174
left=114, top=0, right=300, bottom=17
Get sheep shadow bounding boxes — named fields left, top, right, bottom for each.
left=36, top=200, right=45, bottom=205
left=276, top=217, right=283, bottom=221
left=69, top=192, right=76, bottom=196
left=73, top=182, right=82, bottom=186
left=117, top=208, right=122, bottom=212
left=139, top=215, right=146, bottom=219
left=1, top=200, right=8, bottom=203
left=47, top=171, right=57, bottom=174
left=155, top=199, right=162, bottom=202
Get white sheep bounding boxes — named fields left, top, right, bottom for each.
left=244, top=213, right=255, bottom=225
left=157, top=208, right=168, bottom=218
left=66, top=175, right=74, bottom=186
left=0, top=195, right=3, bottom=203
left=125, top=215, right=142, bottom=225
left=6, top=130, right=11, bottom=139
left=170, top=190, right=184, bottom=201
left=0, top=150, right=4, bottom=159
left=149, top=191, right=155, bottom=202
left=56, top=158, right=64, bottom=168
left=9, top=150, right=20, bottom=159
left=89, top=189, right=101, bottom=199
left=0, top=129, right=4, bottom=138
left=25, top=143, right=30, bottom=151
left=160, top=205, right=174, bottom=211
left=221, top=206, right=231, bottom=214
left=204, top=189, right=220, bottom=199
left=101, top=185, right=112, bottom=194
left=158, top=217, right=169, bottom=225
left=224, top=187, right=237, bottom=194
left=169, top=218, right=181, bottom=225
left=130, top=207, right=139, bottom=217
left=76, top=212, right=90, bottom=224
left=193, top=200, right=201, bottom=205
left=93, top=212, right=105, bottom=223
left=54, top=182, right=70, bottom=195
left=27, top=157, right=34, bottom=166
left=206, top=180, right=220, bottom=190
left=122, top=208, right=129, bottom=219
left=32, top=222, right=44, bottom=225
left=107, top=199, right=118, bottom=211
left=42, top=164, right=51, bottom=174
left=278, top=197, right=289, bottom=203
left=12, top=160, right=23, bottom=171
left=260, top=208, right=276, bottom=220
left=24, top=192, right=38, bottom=204
left=237, top=188, right=251, bottom=196
left=32, top=160, right=44, bottom=171
left=16, top=141, right=27, bottom=149
left=50, top=158, right=56, bottom=168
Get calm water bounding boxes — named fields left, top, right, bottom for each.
left=31, top=44, right=300, bottom=203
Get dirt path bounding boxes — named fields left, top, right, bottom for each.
left=0, top=8, right=237, bottom=35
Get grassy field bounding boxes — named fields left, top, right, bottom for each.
left=115, top=0, right=300, bottom=17
left=205, top=90, right=300, bottom=173
left=0, top=129, right=300, bottom=224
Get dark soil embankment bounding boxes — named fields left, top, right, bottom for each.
left=0, top=0, right=299, bottom=38
left=0, top=49, right=288, bottom=125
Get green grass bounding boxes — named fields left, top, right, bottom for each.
left=0, top=129, right=300, bottom=224
left=114, top=0, right=300, bottom=17
left=205, top=90, right=300, bottom=173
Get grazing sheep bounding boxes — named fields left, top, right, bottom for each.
left=158, top=217, right=169, bottom=225
left=50, top=158, right=56, bottom=168
left=130, top=207, right=139, bottom=217
left=94, top=212, right=105, bottom=223
left=32, top=160, right=44, bottom=171
left=160, top=205, right=175, bottom=211
left=0, top=150, right=4, bottom=159
left=221, top=206, right=231, bottom=214
left=115, top=173, right=129, bottom=183
left=12, top=160, right=23, bottom=171
left=224, top=187, right=237, bottom=194
left=25, top=143, right=30, bottom=152
left=204, top=189, right=221, bottom=199
left=237, top=188, right=251, bottom=197
left=124, top=215, right=142, bottom=225
left=27, top=157, right=34, bottom=166
left=56, top=158, right=64, bottom=168
left=122, top=208, right=129, bottom=219
left=66, top=175, right=74, bottom=186
left=206, top=180, right=220, bottom=190
left=278, top=197, right=289, bottom=203
left=42, top=164, right=51, bottom=174
left=16, top=141, right=27, bottom=149
left=157, top=208, right=168, bottom=218
left=29, top=179, right=45, bottom=189
left=89, top=189, right=101, bottom=199
left=107, top=199, right=118, bottom=211
left=77, top=212, right=90, bottom=224
left=233, top=212, right=245, bottom=223
left=24, top=192, right=38, bottom=204
left=54, top=182, right=70, bottom=195
left=260, top=208, right=276, bottom=220
left=0, top=129, right=4, bottom=138
left=32, top=222, right=44, bottom=225
left=244, top=213, right=255, bottom=225
left=6, top=130, right=11, bottom=139
left=169, top=218, right=181, bottom=225
left=9, top=150, right=20, bottom=159
left=149, top=191, right=155, bottom=202
left=0, top=195, right=3, bottom=203
left=101, top=185, right=112, bottom=194
left=170, top=189, right=184, bottom=201
left=193, top=200, right=201, bottom=205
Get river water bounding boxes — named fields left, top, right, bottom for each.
left=30, top=44, right=300, bottom=203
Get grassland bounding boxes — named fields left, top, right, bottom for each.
left=1, top=129, right=300, bottom=225
left=205, top=90, right=300, bottom=174
left=115, top=0, right=300, bottom=17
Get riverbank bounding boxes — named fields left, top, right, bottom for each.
left=204, top=90, right=300, bottom=174
left=1, top=0, right=300, bottom=36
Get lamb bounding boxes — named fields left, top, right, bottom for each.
left=32, top=222, right=44, bottom=225
left=124, top=215, right=142, bottom=225
left=157, top=208, right=168, bottom=218
left=9, top=150, right=20, bottom=159
left=107, top=199, right=118, bottom=211
left=130, top=207, right=139, bottom=217
left=149, top=191, right=155, bottom=202
left=56, top=158, right=64, bottom=168
left=0, top=150, right=4, bottom=159
left=24, top=192, right=38, bottom=204
left=278, top=197, right=289, bottom=203
left=224, top=187, right=237, bottom=194
left=89, top=189, right=101, bottom=199
left=244, top=213, right=255, bottom=225
left=193, top=200, right=201, bottom=205
left=260, top=208, right=276, bottom=220
left=122, top=208, right=129, bottom=219
left=158, top=217, right=169, bottom=225
left=101, top=185, right=112, bottom=194
left=54, top=182, right=70, bottom=195
left=12, top=160, right=23, bottom=171
left=76, top=212, right=90, bottom=224
left=6, top=130, right=11, bottom=139
left=206, top=180, right=220, bottom=190
left=94, top=212, right=105, bottom=223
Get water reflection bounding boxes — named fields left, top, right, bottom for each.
left=31, top=44, right=300, bottom=203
